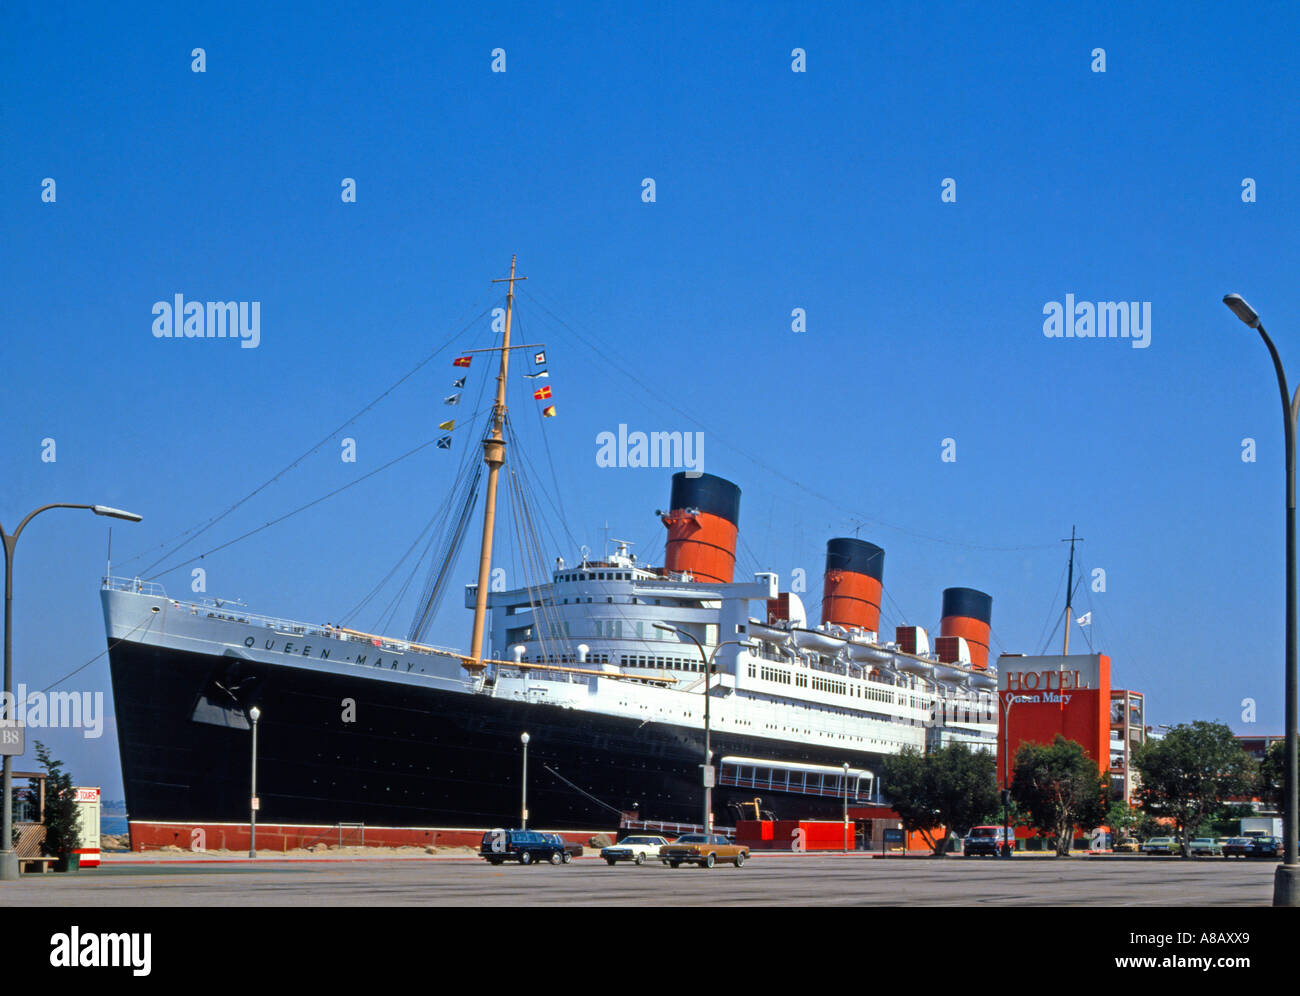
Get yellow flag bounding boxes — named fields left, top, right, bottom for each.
left=438, top=419, right=455, bottom=431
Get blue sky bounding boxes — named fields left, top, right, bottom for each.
left=2, top=1, right=1298, bottom=795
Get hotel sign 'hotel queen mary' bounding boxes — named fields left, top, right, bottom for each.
left=996, top=653, right=1114, bottom=783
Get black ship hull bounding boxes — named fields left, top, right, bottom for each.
left=107, top=639, right=884, bottom=831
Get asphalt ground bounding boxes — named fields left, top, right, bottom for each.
left=0, top=853, right=1280, bottom=906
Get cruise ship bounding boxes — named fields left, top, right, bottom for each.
left=100, top=260, right=999, bottom=848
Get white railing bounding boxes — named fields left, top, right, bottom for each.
left=102, top=575, right=462, bottom=659
left=621, top=818, right=735, bottom=839
left=102, top=576, right=167, bottom=597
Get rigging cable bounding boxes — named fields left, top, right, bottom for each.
left=341, top=399, right=491, bottom=629
left=399, top=351, right=501, bottom=637
left=406, top=460, right=485, bottom=642
left=143, top=437, right=445, bottom=581
left=14, top=602, right=160, bottom=704
left=521, top=287, right=1059, bottom=555
left=125, top=298, right=498, bottom=577
left=542, top=764, right=625, bottom=817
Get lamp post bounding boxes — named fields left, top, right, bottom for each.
left=520, top=732, right=530, bottom=829
left=248, top=705, right=261, bottom=858
left=1223, top=293, right=1299, bottom=907
left=842, top=761, right=851, bottom=853
left=0, top=503, right=142, bottom=882
left=1000, top=691, right=1016, bottom=858
left=653, top=624, right=754, bottom=837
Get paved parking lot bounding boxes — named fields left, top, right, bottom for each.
left=1, top=854, right=1279, bottom=906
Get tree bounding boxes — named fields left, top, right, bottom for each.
left=1010, top=735, right=1109, bottom=856
left=881, top=743, right=998, bottom=855
left=1134, top=810, right=1165, bottom=842
left=1205, top=802, right=1257, bottom=838
left=1106, top=799, right=1140, bottom=843
left=33, top=741, right=81, bottom=859
left=1132, top=721, right=1257, bottom=858
left=1259, top=740, right=1284, bottom=811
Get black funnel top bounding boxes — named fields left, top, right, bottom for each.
left=941, top=587, right=993, bottom=624
left=825, top=538, right=885, bottom=581
left=669, top=472, right=741, bottom=525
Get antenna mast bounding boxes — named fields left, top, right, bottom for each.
left=1062, top=525, right=1083, bottom=655
left=469, top=255, right=526, bottom=662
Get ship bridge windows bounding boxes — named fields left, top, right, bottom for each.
left=620, top=653, right=693, bottom=671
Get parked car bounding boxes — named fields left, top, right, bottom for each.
left=1189, top=837, right=1223, bottom=857
left=542, top=833, right=582, bottom=862
left=1113, top=837, right=1139, bottom=853
left=963, top=826, right=1013, bottom=857
left=1248, top=836, right=1282, bottom=859
left=1223, top=837, right=1254, bottom=859
left=601, top=835, right=669, bottom=865
left=659, top=833, right=749, bottom=868
left=1140, top=836, right=1178, bottom=855
left=479, top=829, right=569, bottom=866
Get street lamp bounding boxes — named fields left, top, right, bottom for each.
left=1223, top=293, right=1299, bottom=907
left=653, top=624, right=755, bottom=837
left=248, top=705, right=261, bottom=858
left=520, top=732, right=530, bottom=829
left=842, top=761, right=851, bottom=853
left=0, top=502, right=142, bottom=882
left=1000, top=691, right=1016, bottom=858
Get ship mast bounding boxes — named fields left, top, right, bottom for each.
left=1062, top=525, right=1083, bottom=655
left=469, top=255, right=525, bottom=662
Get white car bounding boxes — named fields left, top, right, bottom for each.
left=601, top=835, right=670, bottom=865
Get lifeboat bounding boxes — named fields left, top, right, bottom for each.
left=933, top=661, right=971, bottom=687
left=970, top=670, right=997, bottom=690
left=749, top=619, right=792, bottom=646
left=847, top=638, right=893, bottom=664
left=790, top=626, right=847, bottom=655
left=896, top=656, right=936, bottom=681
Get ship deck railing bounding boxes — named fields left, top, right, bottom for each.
left=621, top=818, right=735, bottom=840
left=102, top=576, right=462, bottom=659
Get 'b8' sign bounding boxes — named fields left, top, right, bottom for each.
left=0, top=724, right=23, bottom=756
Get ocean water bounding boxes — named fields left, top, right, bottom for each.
left=101, top=816, right=128, bottom=836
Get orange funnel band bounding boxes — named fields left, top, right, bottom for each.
left=940, top=616, right=990, bottom=668
left=663, top=510, right=738, bottom=583
left=821, top=571, right=882, bottom=631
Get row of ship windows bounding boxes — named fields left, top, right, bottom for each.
left=620, top=654, right=700, bottom=671
left=749, top=662, right=895, bottom=704
left=536, top=597, right=689, bottom=610
left=523, top=654, right=612, bottom=665
left=747, top=662, right=958, bottom=713
left=600, top=698, right=908, bottom=747
left=555, top=571, right=636, bottom=582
